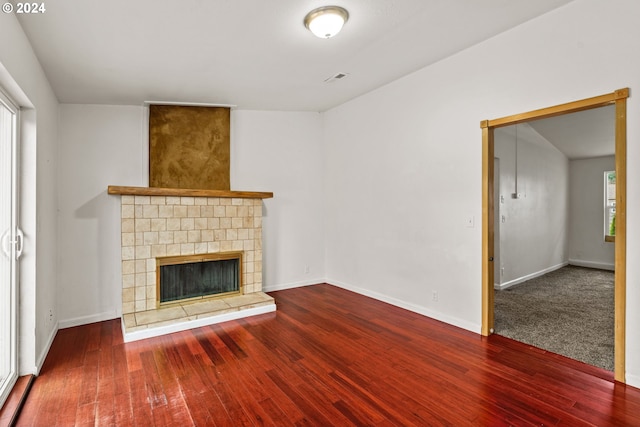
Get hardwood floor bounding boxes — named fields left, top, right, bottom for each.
left=0, top=375, right=34, bottom=426
left=14, top=284, right=640, bottom=426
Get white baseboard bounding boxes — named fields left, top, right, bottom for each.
left=568, top=259, right=615, bottom=271
left=262, top=278, right=323, bottom=292
left=122, top=303, right=276, bottom=343
left=495, top=262, right=568, bottom=290
left=58, top=310, right=119, bottom=329
left=326, top=278, right=481, bottom=334
left=34, top=321, right=59, bottom=374
left=626, top=373, right=640, bottom=390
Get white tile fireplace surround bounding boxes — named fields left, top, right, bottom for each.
left=108, top=186, right=275, bottom=342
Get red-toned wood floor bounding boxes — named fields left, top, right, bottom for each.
left=14, top=284, right=640, bottom=426
left=1, top=375, right=34, bottom=426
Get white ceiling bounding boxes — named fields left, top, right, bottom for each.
left=17, top=0, right=574, bottom=111
left=528, top=105, right=615, bottom=159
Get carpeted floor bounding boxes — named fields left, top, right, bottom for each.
left=494, top=265, right=614, bottom=371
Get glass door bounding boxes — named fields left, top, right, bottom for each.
left=0, top=89, right=19, bottom=407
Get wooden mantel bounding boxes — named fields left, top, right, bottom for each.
left=108, top=185, right=273, bottom=199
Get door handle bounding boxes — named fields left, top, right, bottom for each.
left=15, top=228, right=23, bottom=259
left=0, top=228, right=24, bottom=259
left=489, top=257, right=494, bottom=261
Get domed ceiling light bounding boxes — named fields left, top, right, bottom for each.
left=304, top=6, right=349, bottom=39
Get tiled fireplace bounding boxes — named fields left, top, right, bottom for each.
left=109, top=186, right=275, bottom=342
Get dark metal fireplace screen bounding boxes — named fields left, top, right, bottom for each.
left=157, top=252, right=242, bottom=306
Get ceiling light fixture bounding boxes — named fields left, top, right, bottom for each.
left=304, top=6, right=349, bottom=39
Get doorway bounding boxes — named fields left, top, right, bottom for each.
left=0, top=89, right=20, bottom=406
left=481, top=88, right=628, bottom=383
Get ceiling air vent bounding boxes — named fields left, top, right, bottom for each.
left=324, top=72, right=350, bottom=83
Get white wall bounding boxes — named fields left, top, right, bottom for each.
left=231, top=110, right=325, bottom=290
left=568, top=156, right=615, bottom=270
left=0, top=14, right=59, bottom=374
left=56, top=107, right=325, bottom=325
left=57, top=105, right=144, bottom=326
left=494, top=124, right=569, bottom=288
left=323, top=0, right=640, bottom=386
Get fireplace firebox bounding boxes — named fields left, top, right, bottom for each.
left=157, top=252, right=242, bottom=306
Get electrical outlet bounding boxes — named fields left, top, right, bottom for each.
left=304, top=265, right=310, bottom=274
left=432, top=291, right=438, bottom=302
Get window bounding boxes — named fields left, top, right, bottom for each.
left=605, top=170, right=616, bottom=242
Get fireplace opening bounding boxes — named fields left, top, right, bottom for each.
left=157, top=252, right=243, bottom=306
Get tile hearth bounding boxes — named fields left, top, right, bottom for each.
left=109, top=186, right=275, bottom=342
left=122, top=292, right=274, bottom=333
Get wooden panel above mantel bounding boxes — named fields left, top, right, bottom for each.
left=108, top=186, right=273, bottom=199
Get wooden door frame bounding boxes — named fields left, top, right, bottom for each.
left=481, top=88, right=629, bottom=383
